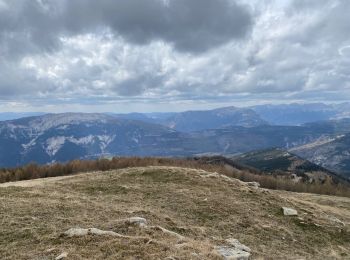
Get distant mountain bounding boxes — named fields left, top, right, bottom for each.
left=232, top=148, right=346, bottom=184
left=153, top=106, right=267, bottom=132
left=302, top=118, right=350, bottom=135
left=291, top=134, right=350, bottom=179
left=111, top=106, right=267, bottom=132
left=2, top=102, right=350, bottom=128
left=0, top=112, right=349, bottom=169
left=251, top=103, right=350, bottom=126
left=332, top=103, right=350, bottom=119
left=0, top=113, right=184, bottom=167
left=183, top=123, right=339, bottom=157
left=110, top=103, right=350, bottom=130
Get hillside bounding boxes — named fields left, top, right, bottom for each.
left=291, top=134, right=350, bottom=179
left=232, top=148, right=345, bottom=184
left=0, top=167, right=349, bottom=259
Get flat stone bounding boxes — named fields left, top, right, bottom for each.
left=126, top=217, right=147, bottom=227
left=89, top=228, right=123, bottom=237
left=63, top=227, right=123, bottom=237
left=215, top=239, right=251, bottom=260
left=282, top=207, right=298, bottom=216
left=64, top=228, right=88, bottom=237
left=216, top=246, right=250, bottom=260
left=226, top=239, right=251, bottom=252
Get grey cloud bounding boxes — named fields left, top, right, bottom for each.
left=287, top=0, right=350, bottom=44
left=115, top=74, right=166, bottom=96
left=1, top=0, right=350, bottom=109
left=0, top=0, right=253, bottom=54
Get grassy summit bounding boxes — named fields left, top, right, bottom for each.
left=0, top=166, right=349, bottom=259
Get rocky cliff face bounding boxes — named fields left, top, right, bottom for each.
left=0, top=113, right=179, bottom=166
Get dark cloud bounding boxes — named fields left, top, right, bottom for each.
left=0, top=0, right=350, bottom=111
left=0, top=0, right=253, bottom=54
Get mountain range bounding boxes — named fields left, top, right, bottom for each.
left=250, top=103, right=350, bottom=125
left=113, top=106, right=267, bottom=131
left=111, top=103, right=350, bottom=127
left=0, top=113, right=335, bottom=167
left=0, top=103, right=349, bottom=179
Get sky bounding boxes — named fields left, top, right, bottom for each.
left=0, top=0, right=349, bottom=113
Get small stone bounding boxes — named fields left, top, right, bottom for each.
left=282, top=207, right=298, bottom=216
left=55, top=252, right=68, bottom=260
left=126, top=217, right=147, bottom=227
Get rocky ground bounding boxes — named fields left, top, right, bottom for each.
left=0, top=166, right=349, bottom=259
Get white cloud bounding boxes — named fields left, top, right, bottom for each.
left=0, top=0, right=349, bottom=112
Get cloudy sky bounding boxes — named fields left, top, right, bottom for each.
left=0, top=0, right=349, bottom=112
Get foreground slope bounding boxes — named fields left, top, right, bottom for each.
left=0, top=167, right=349, bottom=259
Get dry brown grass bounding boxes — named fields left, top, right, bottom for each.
left=0, top=166, right=349, bottom=259
left=0, top=157, right=349, bottom=197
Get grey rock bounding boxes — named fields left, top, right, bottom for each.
left=282, top=207, right=298, bottom=216
left=215, top=238, right=251, bottom=260
left=63, top=227, right=123, bottom=237
left=126, top=217, right=147, bottom=227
